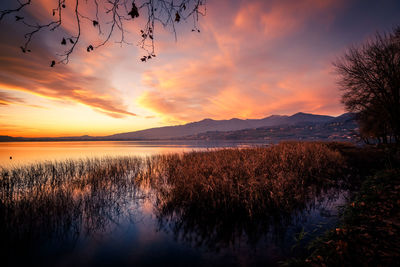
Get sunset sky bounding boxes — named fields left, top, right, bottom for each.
left=0, top=0, right=399, bottom=137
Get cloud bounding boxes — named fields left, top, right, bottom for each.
left=0, top=91, right=25, bottom=106
left=0, top=19, right=135, bottom=119
left=134, top=0, right=348, bottom=123
left=137, top=53, right=343, bottom=123
left=137, top=55, right=236, bottom=122
left=233, top=0, right=342, bottom=38
left=0, top=90, right=43, bottom=108
left=137, top=3, right=346, bottom=122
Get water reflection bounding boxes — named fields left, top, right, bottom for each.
left=0, top=157, right=144, bottom=266
left=0, top=144, right=350, bottom=266
left=152, top=182, right=347, bottom=258
left=0, top=140, right=271, bottom=167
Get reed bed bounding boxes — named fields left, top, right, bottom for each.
left=0, top=142, right=353, bottom=260
left=0, top=156, right=144, bottom=262
left=142, top=142, right=349, bottom=249
left=146, top=142, right=347, bottom=216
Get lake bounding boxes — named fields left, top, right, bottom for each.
left=0, top=142, right=349, bottom=266
left=0, top=140, right=270, bottom=167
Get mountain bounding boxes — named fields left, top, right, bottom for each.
left=0, top=112, right=357, bottom=142
left=107, top=112, right=340, bottom=140
left=180, top=113, right=358, bottom=142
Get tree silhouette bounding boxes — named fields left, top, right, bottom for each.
left=334, top=27, right=400, bottom=144
left=0, top=0, right=206, bottom=66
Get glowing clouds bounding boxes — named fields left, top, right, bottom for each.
left=136, top=0, right=347, bottom=122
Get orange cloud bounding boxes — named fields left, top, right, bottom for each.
left=134, top=0, right=349, bottom=123
left=233, top=0, right=343, bottom=38
left=137, top=50, right=344, bottom=123
left=0, top=90, right=43, bottom=108
left=0, top=91, right=24, bottom=106
left=0, top=20, right=135, bottom=119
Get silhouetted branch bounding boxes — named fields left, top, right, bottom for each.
left=0, top=0, right=31, bottom=20
left=0, top=0, right=206, bottom=66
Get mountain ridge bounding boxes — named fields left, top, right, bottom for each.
left=0, top=112, right=356, bottom=141
left=178, top=113, right=358, bottom=141
left=106, top=112, right=342, bottom=140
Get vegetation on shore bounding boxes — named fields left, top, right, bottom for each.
left=306, top=168, right=400, bottom=266
left=284, top=147, right=400, bottom=266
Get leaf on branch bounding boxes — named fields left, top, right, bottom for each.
left=93, top=20, right=99, bottom=27
left=87, top=45, right=94, bottom=52
left=20, top=46, right=26, bottom=53
left=62, top=4, right=66, bottom=8
left=61, top=38, right=66, bottom=45
left=175, top=12, right=181, bottom=22
left=140, top=56, right=147, bottom=62
left=69, top=38, right=74, bottom=44
left=15, top=16, right=24, bottom=21
left=50, top=60, right=56, bottom=67
left=128, top=2, right=139, bottom=19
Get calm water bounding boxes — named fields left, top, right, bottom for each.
left=0, top=141, right=348, bottom=266
left=33, top=191, right=347, bottom=267
left=2, top=176, right=347, bottom=267
left=0, top=140, right=270, bottom=167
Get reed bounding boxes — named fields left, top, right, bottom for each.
left=0, top=142, right=353, bottom=260
left=140, top=142, right=349, bottom=249
left=0, top=156, right=144, bottom=263
left=146, top=142, right=346, bottom=216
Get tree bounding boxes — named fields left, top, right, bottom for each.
left=334, top=27, right=400, bottom=144
left=0, top=0, right=206, bottom=66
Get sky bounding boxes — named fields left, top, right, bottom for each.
left=0, top=0, right=399, bottom=137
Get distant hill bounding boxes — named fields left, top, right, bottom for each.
left=107, top=112, right=337, bottom=140
left=180, top=113, right=358, bottom=142
left=0, top=112, right=358, bottom=142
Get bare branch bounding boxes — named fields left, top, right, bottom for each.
left=0, top=0, right=31, bottom=20
left=0, top=0, right=206, bottom=64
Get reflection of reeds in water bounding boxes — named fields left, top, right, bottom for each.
left=0, top=142, right=353, bottom=265
left=143, top=142, right=348, bottom=250
left=0, top=157, right=143, bottom=264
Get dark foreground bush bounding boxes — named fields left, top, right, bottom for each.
left=299, top=168, right=400, bottom=267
